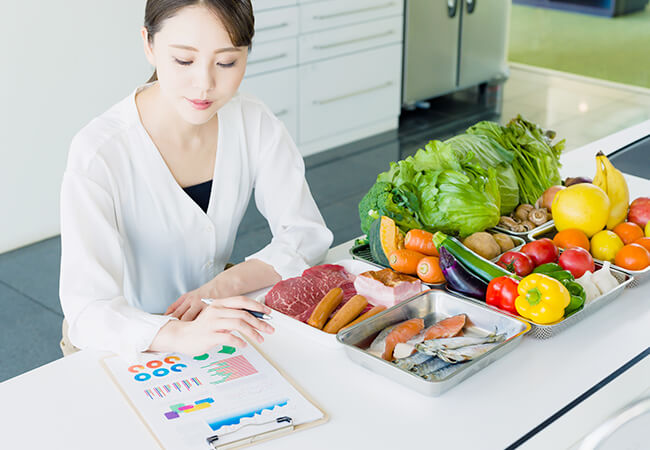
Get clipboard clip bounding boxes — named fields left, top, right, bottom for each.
left=206, top=416, right=294, bottom=449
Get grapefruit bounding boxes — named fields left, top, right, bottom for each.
left=552, top=184, right=610, bottom=237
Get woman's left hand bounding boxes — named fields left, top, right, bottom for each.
left=166, top=284, right=213, bottom=321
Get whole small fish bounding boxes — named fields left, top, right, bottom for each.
left=394, top=351, right=433, bottom=371
left=415, top=333, right=506, bottom=355
left=413, top=357, right=451, bottom=377
left=424, top=362, right=468, bottom=381
left=436, top=343, right=499, bottom=363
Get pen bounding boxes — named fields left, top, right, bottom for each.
left=200, top=298, right=272, bottom=320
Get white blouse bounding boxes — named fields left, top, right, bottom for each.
left=59, top=85, right=333, bottom=360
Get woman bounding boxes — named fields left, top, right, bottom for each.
left=59, top=0, right=332, bottom=360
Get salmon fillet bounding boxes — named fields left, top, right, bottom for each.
left=383, top=318, right=424, bottom=361
left=422, top=314, right=467, bottom=341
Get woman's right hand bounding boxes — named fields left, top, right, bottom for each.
left=149, top=296, right=275, bottom=355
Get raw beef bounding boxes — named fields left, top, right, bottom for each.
left=265, top=264, right=357, bottom=322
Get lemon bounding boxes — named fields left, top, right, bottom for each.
left=552, top=184, right=610, bottom=237
left=591, top=230, right=624, bottom=262
left=646, top=222, right=650, bottom=237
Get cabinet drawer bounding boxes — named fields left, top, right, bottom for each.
left=254, top=6, right=299, bottom=42
left=246, top=37, right=297, bottom=76
left=251, top=0, right=297, bottom=12
left=299, top=16, right=402, bottom=64
left=300, top=0, right=403, bottom=34
left=299, top=44, right=402, bottom=144
left=240, top=68, right=298, bottom=141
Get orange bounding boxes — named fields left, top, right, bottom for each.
left=553, top=228, right=590, bottom=251
left=633, top=237, right=650, bottom=252
left=613, top=222, right=644, bottom=245
left=614, top=243, right=650, bottom=271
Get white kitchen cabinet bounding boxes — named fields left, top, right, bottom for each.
left=299, top=0, right=403, bottom=33
left=240, top=68, right=299, bottom=141
left=298, top=16, right=403, bottom=64
left=299, top=44, right=402, bottom=145
left=243, top=0, right=404, bottom=156
left=253, top=6, right=299, bottom=43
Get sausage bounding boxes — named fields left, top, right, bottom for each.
left=323, top=295, right=368, bottom=334
left=307, top=287, right=343, bottom=329
left=341, top=305, right=387, bottom=330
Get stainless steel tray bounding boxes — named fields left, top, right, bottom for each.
left=448, top=260, right=634, bottom=339
left=528, top=221, right=649, bottom=287
left=336, top=290, right=530, bottom=396
left=492, top=219, right=555, bottom=241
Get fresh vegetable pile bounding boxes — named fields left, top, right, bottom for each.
left=359, top=115, right=565, bottom=239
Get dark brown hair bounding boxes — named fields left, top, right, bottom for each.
left=144, top=0, right=255, bottom=82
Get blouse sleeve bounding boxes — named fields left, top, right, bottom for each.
left=59, top=167, right=172, bottom=362
left=245, top=117, right=333, bottom=279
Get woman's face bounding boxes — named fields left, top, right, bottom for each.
left=142, top=5, right=248, bottom=125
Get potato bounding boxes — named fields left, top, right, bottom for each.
left=462, top=232, right=501, bottom=260
left=492, top=233, right=515, bottom=253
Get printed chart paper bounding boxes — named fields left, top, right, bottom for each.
left=102, top=344, right=324, bottom=449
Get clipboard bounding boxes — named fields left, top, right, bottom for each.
left=99, top=340, right=328, bottom=449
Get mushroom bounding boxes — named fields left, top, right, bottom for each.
left=529, top=208, right=549, bottom=226
left=514, top=204, right=534, bottom=222
left=521, top=220, right=536, bottom=231
left=499, top=216, right=519, bottom=230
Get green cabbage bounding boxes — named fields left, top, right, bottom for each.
left=375, top=140, right=500, bottom=237
left=445, top=134, right=519, bottom=215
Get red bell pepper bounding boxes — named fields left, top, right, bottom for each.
left=486, top=276, right=520, bottom=315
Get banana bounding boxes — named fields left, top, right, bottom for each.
left=593, top=151, right=629, bottom=229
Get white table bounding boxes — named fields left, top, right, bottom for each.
left=3, top=122, right=650, bottom=450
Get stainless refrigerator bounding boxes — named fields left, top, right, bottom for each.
left=402, top=0, right=511, bottom=107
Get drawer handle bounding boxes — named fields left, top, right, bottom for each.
left=313, top=81, right=393, bottom=105
left=313, top=2, right=396, bottom=20
left=274, top=109, right=289, bottom=117
left=256, top=22, right=290, bottom=33
left=248, top=52, right=288, bottom=65
left=313, top=30, right=395, bottom=50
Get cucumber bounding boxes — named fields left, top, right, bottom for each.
left=432, top=231, right=511, bottom=283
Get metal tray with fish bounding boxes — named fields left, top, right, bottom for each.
left=448, top=259, right=634, bottom=339
left=491, top=219, right=555, bottom=241
left=336, top=290, right=530, bottom=396
left=528, top=221, right=649, bottom=287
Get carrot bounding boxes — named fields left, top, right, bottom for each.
left=388, top=249, right=426, bottom=275
left=404, top=229, right=438, bottom=256
left=341, top=305, right=387, bottom=330
left=417, top=256, right=445, bottom=284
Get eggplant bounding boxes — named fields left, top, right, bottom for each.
left=439, top=247, right=488, bottom=300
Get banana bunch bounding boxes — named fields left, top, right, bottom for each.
left=593, top=151, right=629, bottom=229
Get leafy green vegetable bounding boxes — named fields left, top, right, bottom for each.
left=370, top=140, right=501, bottom=237
left=445, top=134, right=519, bottom=215
left=357, top=181, right=423, bottom=234
left=467, top=115, right=564, bottom=204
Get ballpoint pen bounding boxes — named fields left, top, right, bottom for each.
left=200, top=298, right=272, bottom=320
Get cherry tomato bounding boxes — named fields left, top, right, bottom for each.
left=558, top=247, right=595, bottom=278
left=497, top=251, right=535, bottom=277
left=521, top=238, right=559, bottom=266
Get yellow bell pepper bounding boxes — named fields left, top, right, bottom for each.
left=515, top=274, right=570, bottom=324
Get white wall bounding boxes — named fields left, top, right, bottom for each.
left=0, top=1, right=150, bottom=253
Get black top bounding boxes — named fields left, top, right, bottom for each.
left=183, top=179, right=213, bottom=213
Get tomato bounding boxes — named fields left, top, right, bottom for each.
left=558, top=247, right=595, bottom=278
left=521, top=238, right=559, bottom=266
left=496, top=251, right=535, bottom=277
